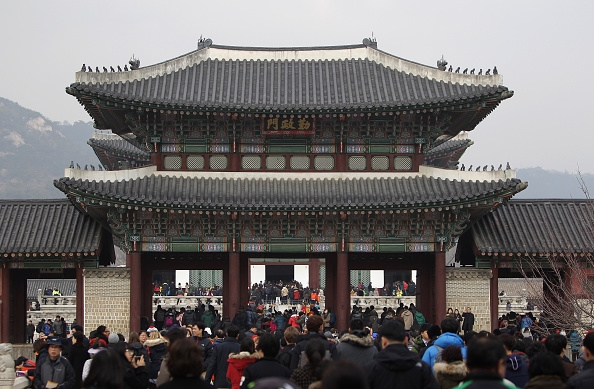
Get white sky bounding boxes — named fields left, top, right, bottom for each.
left=1, top=1, right=593, bottom=173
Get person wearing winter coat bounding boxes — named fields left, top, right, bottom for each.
left=524, top=351, right=566, bottom=389
left=241, top=333, right=291, bottom=389
left=568, top=330, right=582, bottom=362
left=423, top=318, right=465, bottom=370
left=402, top=307, right=414, bottom=331
left=500, top=333, right=529, bottom=388
left=226, top=338, right=258, bottom=389
left=365, top=320, right=438, bottom=389
left=337, top=319, right=378, bottom=364
left=205, top=325, right=241, bottom=388
left=201, top=309, right=215, bottom=329
left=144, top=330, right=167, bottom=386
left=433, top=346, right=467, bottom=389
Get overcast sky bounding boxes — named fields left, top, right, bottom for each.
left=1, top=1, right=593, bottom=173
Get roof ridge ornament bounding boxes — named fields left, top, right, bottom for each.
left=197, top=35, right=213, bottom=50
left=437, top=55, right=448, bottom=71
left=129, top=55, right=140, bottom=70
left=362, top=34, right=377, bottom=49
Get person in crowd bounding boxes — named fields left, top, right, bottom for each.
left=412, top=323, right=433, bottom=355
left=26, top=320, right=36, bottom=343
left=290, top=338, right=327, bottom=389
left=524, top=351, right=565, bottom=389
left=434, top=345, right=467, bottom=389
left=456, top=336, right=516, bottom=389
left=144, top=327, right=167, bottom=388
left=114, top=342, right=149, bottom=389
left=241, top=332, right=291, bottom=389
left=462, top=307, right=475, bottom=333
left=320, top=360, right=369, bottom=389
left=206, top=325, right=241, bottom=388
left=545, top=333, right=578, bottom=381
left=89, top=326, right=110, bottom=348
left=81, top=349, right=123, bottom=389
left=289, top=315, right=339, bottom=370
left=336, top=318, right=378, bottom=363
left=568, top=330, right=582, bottom=362
left=226, top=337, right=258, bottom=389
left=567, top=331, right=594, bottom=389
left=423, top=318, right=464, bottom=370
left=192, top=322, right=214, bottom=369
left=365, top=319, right=438, bottom=389
left=499, top=333, right=529, bottom=388
left=156, top=338, right=212, bottom=389
left=33, top=336, right=76, bottom=389
left=277, top=327, right=299, bottom=369
left=67, top=330, right=89, bottom=389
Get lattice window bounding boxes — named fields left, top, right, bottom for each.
left=371, top=156, right=389, bottom=170
left=164, top=156, right=182, bottom=170
left=266, top=156, right=286, bottom=170
left=350, top=270, right=371, bottom=288
left=348, top=156, right=367, bottom=170
left=314, top=156, right=334, bottom=170
left=187, top=156, right=205, bottom=170
left=242, top=156, right=261, bottom=170
left=394, top=156, right=413, bottom=170
left=319, top=265, right=326, bottom=289
left=290, top=156, right=310, bottom=170
left=209, top=156, right=228, bottom=170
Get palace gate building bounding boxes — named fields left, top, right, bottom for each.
left=0, top=38, right=532, bottom=340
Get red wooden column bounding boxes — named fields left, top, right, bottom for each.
left=226, top=252, right=240, bottom=320
left=0, top=266, right=10, bottom=342
left=434, top=252, right=446, bottom=324
left=127, top=252, right=142, bottom=333
left=76, top=265, right=84, bottom=330
left=309, top=257, right=320, bottom=290
left=239, top=253, right=249, bottom=309
left=490, top=263, right=499, bottom=332
left=324, top=255, right=336, bottom=314
left=336, top=252, right=350, bottom=332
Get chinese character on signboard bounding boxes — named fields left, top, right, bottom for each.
left=262, top=116, right=315, bottom=135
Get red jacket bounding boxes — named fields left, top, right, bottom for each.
left=226, top=352, right=258, bottom=389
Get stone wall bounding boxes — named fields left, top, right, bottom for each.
left=83, top=268, right=130, bottom=336
left=446, top=268, right=492, bottom=332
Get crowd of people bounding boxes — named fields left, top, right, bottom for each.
left=15, top=298, right=594, bottom=389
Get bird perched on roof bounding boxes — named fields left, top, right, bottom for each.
left=485, top=69, right=491, bottom=75
left=491, top=165, right=495, bottom=171
left=117, top=65, right=122, bottom=72
left=475, top=166, right=481, bottom=171
left=463, top=68, right=468, bottom=74
left=506, top=162, right=511, bottom=170
left=98, top=165, right=103, bottom=171
left=455, top=67, right=460, bottom=73
left=498, top=164, right=502, bottom=170
left=69, top=161, right=74, bottom=169
left=81, top=64, right=86, bottom=72
left=95, top=67, right=100, bottom=73
left=90, top=165, right=95, bottom=171
left=88, top=66, right=93, bottom=72
left=103, top=66, right=108, bottom=73
left=84, top=164, right=88, bottom=170
left=493, top=66, right=498, bottom=75
left=76, top=163, right=81, bottom=169
left=483, top=165, right=488, bottom=171
left=460, top=164, right=465, bottom=171
left=110, top=66, right=115, bottom=72
left=468, top=165, right=473, bottom=171
left=124, top=65, right=129, bottom=71
left=478, top=69, right=483, bottom=75
left=448, top=65, right=453, bottom=72
left=470, top=68, right=475, bottom=74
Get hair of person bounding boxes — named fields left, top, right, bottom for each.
left=215, top=329, right=225, bottom=338
left=117, top=333, right=125, bottom=342
left=194, top=322, right=206, bottom=331
left=226, top=325, right=240, bottom=338
left=441, top=345, right=464, bottom=363
left=283, top=326, right=299, bottom=344
left=440, top=318, right=459, bottom=334
left=165, top=327, right=187, bottom=347
left=72, top=330, right=85, bottom=347
left=72, top=325, right=83, bottom=332
left=528, top=351, right=565, bottom=379
left=96, top=325, right=106, bottom=334
left=240, top=337, right=255, bottom=354
left=498, top=333, right=516, bottom=351
left=138, top=330, right=148, bottom=337
left=305, top=338, right=327, bottom=370
left=525, top=340, right=546, bottom=359
left=466, top=337, right=506, bottom=371
left=33, top=339, right=47, bottom=354
left=326, top=307, right=332, bottom=313
left=166, top=338, right=203, bottom=378
left=15, top=356, right=28, bottom=367
left=306, top=315, right=324, bottom=332
left=544, top=334, right=567, bottom=355
left=378, top=319, right=406, bottom=342
left=321, top=360, right=369, bottom=389
left=256, top=332, right=279, bottom=358
left=114, top=342, right=129, bottom=362
left=419, top=323, right=432, bottom=333
left=583, top=332, right=594, bottom=354
left=149, top=331, right=161, bottom=340
left=463, top=330, right=478, bottom=345
left=82, top=349, right=123, bottom=389
left=128, top=332, right=140, bottom=344
left=349, top=318, right=364, bottom=331
left=427, top=324, right=441, bottom=339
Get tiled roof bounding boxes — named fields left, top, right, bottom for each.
left=471, top=200, right=594, bottom=255
left=27, top=279, right=76, bottom=299
left=67, top=57, right=509, bottom=111
left=55, top=175, right=525, bottom=211
left=0, top=199, right=104, bottom=255
left=87, top=137, right=150, bottom=160
left=426, top=138, right=474, bottom=158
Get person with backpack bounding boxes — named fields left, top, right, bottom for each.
left=289, top=315, right=339, bottom=370
left=422, top=318, right=464, bottom=371
left=153, top=305, right=166, bottom=330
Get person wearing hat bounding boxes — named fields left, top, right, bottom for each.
left=33, top=336, right=76, bottom=389
left=567, top=331, right=594, bottom=389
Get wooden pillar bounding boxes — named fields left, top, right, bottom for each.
left=309, top=257, right=320, bottom=290
left=141, top=260, right=153, bottom=327
left=226, top=252, right=240, bottom=320
left=490, top=264, right=499, bottom=332
left=0, top=266, right=10, bottom=342
left=324, top=255, right=336, bottom=314
left=418, top=258, right=433, bottom=322
left=127, top=252, right=142, bottom=333
left=435, top=252, right=446, bottom=324
left=76, top=265, right=84, bottom=330
left=336, top=252, right=350, bottom=332
left=239, top=253, right=249, bottom=311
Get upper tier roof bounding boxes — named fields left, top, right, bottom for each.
left=470, top=199, right=594, bottom=255
left=68, top=41, right=510, bottom=112
left=0, top=199, right=104, bottom=255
